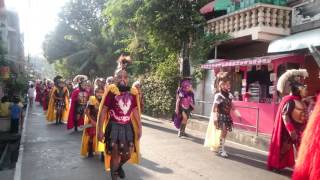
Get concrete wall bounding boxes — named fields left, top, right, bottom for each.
left=193, top=69, right=216, bottom=118
left=304, top=55, right=320, bottom=95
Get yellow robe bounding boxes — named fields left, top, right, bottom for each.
left=204, top=108, right=222, bottom=152
left=96, top=84, right=141, bottom=171
left=46, top=87, right=70, bottom=123
left=80, top=96, right=99, bottom=156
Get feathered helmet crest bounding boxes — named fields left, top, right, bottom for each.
left=277, top=69, right=308, bottom=94
left=214, top=71, right=230, bottom=89
left=106, top=76, right=114, bottom=85
left=73, top=75, right=88, bottom=84
left=116, top=54, right=132, bottom=71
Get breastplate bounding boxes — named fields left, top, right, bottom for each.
left=78, top=91, right=89, bottom=105
left=56, top=89, right=65, bottom=98
left=292, top=100, right=307, bottom=124
left=218, top=97, right=232, bottom=115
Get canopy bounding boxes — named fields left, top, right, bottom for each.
left=200, top=0, right=236, bottom=14
left=200, top=1, right=215, bottom=14
left=268, top=28, right=320, bottom=53
left=201, top=54, right=301, bottom=69
left=214, top=0, right=233, bottom=11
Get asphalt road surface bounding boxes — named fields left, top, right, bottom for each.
left=20, top=105, right=291, bottom=180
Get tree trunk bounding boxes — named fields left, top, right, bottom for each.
left=180, top=41, right=191, bottom=77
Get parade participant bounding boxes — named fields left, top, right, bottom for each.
left=95, top=78, right=106, bottom=90
left=97, top=76, right=114, bottom=162
left=80, top=80, right=105, bottom=157
left=42, top=80, right=53, bottom=111
left=292, top=95, right=320, bottom=180
left=67, top=75, right=90, bottom=132
left=66, top=80, right=74, bottom=96
left=132, top=80, right=144, bottom=113
left=35, top=80, right=42, bottom=104
left=106, top=76, right=114, bottom=84
left=173, top=78, right=195, bottom=137
left=39, top=81, right=46, bottom=106
left=47, top=76, right=70, bottom=124
left=204, top=72, right=240, bottom=157
left=267, top=69, right=309, bottom=171
left=97, top=55, right=141, bottom=180
left=86, top=80, right=94, bottom=96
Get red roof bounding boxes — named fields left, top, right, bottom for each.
left=201, top=54, right=301, bottom=69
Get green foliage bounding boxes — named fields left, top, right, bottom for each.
left=142, top=57, right=180, bottom=116
left=43, top=0, right=118, bottom=77
left=46, top=0, right=229, bottom=115
left=5, top=74, right=29, bottom=97
left=0, top=41, right=8, bottom=66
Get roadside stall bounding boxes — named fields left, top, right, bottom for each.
left=201, top=54, right=305, bottom=135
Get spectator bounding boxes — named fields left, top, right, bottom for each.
left=0, top=96, right=11, bottom=117
left=10, top=96, right=22, bottom=133
left=28, top=84, right=35, bottom=107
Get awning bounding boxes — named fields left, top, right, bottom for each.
left=214, top=0, right=233, bottom=11
left=200, top=0, right=237, bottom=14
left=201, top=54, right=299, bottom=69
left=268, top=28, right=320, bottom=53
left=200, top=1, right=215, bottom=14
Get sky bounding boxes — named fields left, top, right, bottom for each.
left=6, top=0, right=68, bottom=55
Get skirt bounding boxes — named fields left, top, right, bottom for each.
left=179, top=107, right=193, bottom=118
left=76, top=104, right=86, bottom=116
left=104, top=120, right=135, bottom=155
left=217, top=114, right=233, bottom=132
left=55, top=100, right=66, bottom=111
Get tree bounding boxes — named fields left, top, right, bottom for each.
left=43, top=0, right=119, bottom=78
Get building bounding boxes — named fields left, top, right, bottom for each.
left=0, top=0, right=25, bottom=74
left=195, top=0, right=320, bottom=138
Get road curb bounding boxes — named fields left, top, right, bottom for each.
left=141, top=114, right=171, bottom=123
left=13, top=104, right=29, bottom=180
left=142, top=114, right=270, bottom=152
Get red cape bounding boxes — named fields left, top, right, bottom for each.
left=267, top=95, right=299, bottom=170
left=42, top=88, right=50, bottom=111
left=67, top=88, right=84, bottom=129
left=292, top=95, right=320, bottom=180
left=35, top=85, right=41, bottom=102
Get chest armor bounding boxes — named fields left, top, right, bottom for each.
left=292, top=100, right=307, bottom=124
left=110, top=92, right=134, bottom=124
left=218, top=96, right=232, bottom=115
left=55, top=89, right=65, bottom=98
left=78, top=91, right=89, bottom=105
left=90, top=102, right=100, bottom=120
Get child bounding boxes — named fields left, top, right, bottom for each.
left=10, top=96, right=22, bottom=133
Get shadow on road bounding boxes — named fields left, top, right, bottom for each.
left=226, top=146, right=292, bottom=178
left=142, top=121, right=177, bottom=134
left=142, top=121, right=204, bottom=144
left=140, top=157, right=173, bottom=174
left=142, top=120, right=292, bottom=178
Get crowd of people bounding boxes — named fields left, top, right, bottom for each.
left=173, top=67, right=320, bottom=179
left=33, top=55, right=143, bottom=180
left=26, top=53, right=320, bottom=180
left=0, top=94, right=26, bottom=134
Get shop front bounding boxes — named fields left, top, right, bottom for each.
left=201, top=54, right=307, bottom=135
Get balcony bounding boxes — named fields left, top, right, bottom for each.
left=205, top=3, right=292, bottom=43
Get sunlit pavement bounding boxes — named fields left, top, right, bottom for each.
left=20, top=105, right=291, bottom=180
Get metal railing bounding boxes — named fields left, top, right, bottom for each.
left=193, top=100, right=261, bottom=136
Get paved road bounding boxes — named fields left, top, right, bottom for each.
left=20, top=105, right=291, bottom=180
